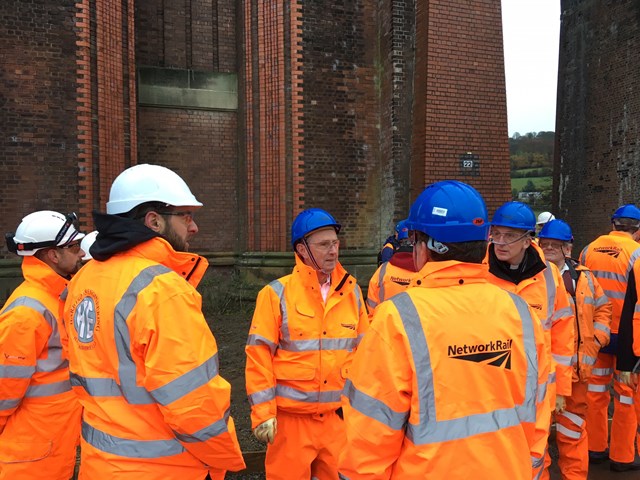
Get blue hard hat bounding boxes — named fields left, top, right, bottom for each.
left=491, top=202, right=536, bottom=231
left=396, top=219, right=409, bottom=240
left=538, top=219, right=573, bottom=242
left=405, top=180, right=489, bottom=242
left=611, top=204, right=640, bottom=222
left=291, top=208, right=341, bottom=247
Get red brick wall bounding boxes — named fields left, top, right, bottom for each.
left=416, top=0, right=511, bottom=214
left=555, top=0, right=640, bottom=249
left=137, top=108, right=239, bottom=252
left=0, top=1, right=81, bottom=239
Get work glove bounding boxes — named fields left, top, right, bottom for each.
left=554, top=395, right=566, bottom=414
left=253, top=417, right=277, bottom=444
left=618, top=371, right=638, bottom=390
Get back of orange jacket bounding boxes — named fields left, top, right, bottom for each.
left=0, top=257, right=81, bottom=480
left=63, top=238, right=245, bottom=479
left=366, top=252, right=417, bottom=319
left=339, top=261, right=550, bottom=479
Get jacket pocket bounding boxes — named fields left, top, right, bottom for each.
left=273, top=361, right=316, bottom=381
left=0, top=438, right=52, bottom=463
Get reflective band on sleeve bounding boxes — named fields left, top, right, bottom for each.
left=390, top=291, right=539, bottom=445
left=588, top=384, right=608, bottom=393
left=594, top=323, right=610, bottom=335
left=25, top=380, right=71, bottom=397
left=591, top=368, right=613, bottom=377
left=583, top=297, right=595, bottom=306
left=366, top=298, right=378, bottom=310
left=0, top=398, right=21, bottom=410
left=560, top=410, right=584, bottom=428
left=70, top=373, right=122, bottom=397
left=354, top=285, right=363, bottom=313
left=0, top=364, right=35, bottom=379
left=1, top=296, right=67, bottom=373
left=541, top=317, right=552, bottom=331
left=537, top=381, right=547, bottom=403
left=343, top=378, right=408, bottom=430
left=543, top=264, right=556, bottom=324
left=82, top=421, right=185, bottom=458
left=532, top=455, right=544, bottom=469
left=627, top=248, right=640, bottom=276
left=246, top=334, right=278, bottom=354
left=551, top=307, right=573, bottom=322
left=582, top=355, right=597, bottom=366
left=275, top=384, right=341, bottom=404
left=151, top=353, right=219, bottom=406
left=614, top=392, right=634, bottom=405
left=556, top=423, right=582, bottom=440
left=594, top=296, right=609, bottom=307
left=553, top=354, right=573, bottom=367
left=548, top=371, right=556, bottom=384
left=173, top=408, right=230, bottom=443
left=269, top=280, right=290, bottom=340
left=114, top=265, right=172, bottom=405
left=378, top=263, right=388, bottom=303
left=248, top=387, right=276, bottom=406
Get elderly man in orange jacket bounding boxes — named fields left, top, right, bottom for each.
left=0, top=211, right=85, bottom=479
left=245, top=208, right=368, bottom=479
left=539, top=219, right=612, bottom=479
left=63, top=164, right=245, bottom=480
left=339, top=181, right=550, bottom=479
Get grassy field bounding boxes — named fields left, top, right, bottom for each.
left=510, top=176, right=552, bottom=191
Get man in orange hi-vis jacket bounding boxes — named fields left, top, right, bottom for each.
left=0, top=211, right=85, bottom=479
left=63, top=164, right=245, bottom=480
left=580, top=204, right=640, bottom=471
left=539, top=219, right=612, bottom=479
left=246, top=208, right=368, bottom=479
left=338, top=180, right=550, bottom=479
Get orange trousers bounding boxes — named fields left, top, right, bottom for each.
left=555, top=380, right=589, bottom=480
left=265, top=410, right=345, bottom=480
left=586, top=352, right=640, bottom=463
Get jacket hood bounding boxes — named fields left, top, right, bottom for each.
left=91, top=211, right=159, bottom=261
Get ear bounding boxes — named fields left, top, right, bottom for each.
left=144, top=211, right=164, bottom=233
left=295, top=242, right=307, bottom=258
left=44, top=248, right=61, bottom=266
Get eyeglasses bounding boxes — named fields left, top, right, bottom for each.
left=489, top=229, right=532, bottom=245
left=539, top=241, right=565, bottom=251
left=58, top=241, right=81, bottom=253
left=159, top=211, right=195, bottom=224
left=308, top=239, right=340, bottom=251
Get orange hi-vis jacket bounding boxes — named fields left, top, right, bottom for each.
left=63, top=237, right=245, bottom=479
left=566, top=262, right=612, bottom=381
left=488, top=243, right=575, bottom=397
left=338, top=261, right=551, bottom=479
left=580, top=230, right=640, bottom=334
left=366, top=252, right=417, bottom=319
left=0, top=256, right=81, bottom=480
left=245, top=255, right=368, bottom=428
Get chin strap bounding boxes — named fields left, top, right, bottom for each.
left=427, top=237, right=449, bottom=254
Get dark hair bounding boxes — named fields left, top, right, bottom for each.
left=613, top=218, right=640, bottom=234
left=120, top=201, right=167, bottom=221
left=414, top=231, right=487, bottom=263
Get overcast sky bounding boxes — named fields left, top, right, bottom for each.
left=502, top=0, right=561, bottom=136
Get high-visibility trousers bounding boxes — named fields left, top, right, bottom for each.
left=556, top=380, right=588, bottom=480
left=586, top=352, right=640, bottom=463
left=265, top=410, right=345, bottom=480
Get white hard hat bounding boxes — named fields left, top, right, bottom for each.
left=536, top=211, right=555, bottom=225
left=106, top=164, right=203, bottom=215
left=7, top=211, right=85, bottom=256
left=80, top=230, right=98, bottom=261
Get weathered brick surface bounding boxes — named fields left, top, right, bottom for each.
left=0, top=1, right=80, bottom=238
left=555, top=0, right=640, bottom=249
left=137, top=108, right=239, bottom=252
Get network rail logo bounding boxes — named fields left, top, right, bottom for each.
left=447, top=339, right=513, bottom=369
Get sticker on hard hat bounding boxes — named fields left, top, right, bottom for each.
left=473, top=218, right=485, bottom=225
left=432, top=207, right=448, bottom=216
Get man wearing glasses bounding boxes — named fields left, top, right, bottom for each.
left=486, top=201, right=575, bottom=477
left=245, top=208, right=368, bottom=479
left=538, top=219, right=612, bottom=477
left=0, top=210, right=85, bottom=479
left=62, top=164, right=245, bottom=479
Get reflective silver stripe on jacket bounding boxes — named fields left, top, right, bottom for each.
left=25, top=380, right=71, bottom=397
left=1, top=296, right=68, bottom=374
left=248, top=387, right=276, bottom=406
left=276, top=384, right=342, bottom=403
left=0, top=398, right=21, bottom=411
left=594, top=323, right=610, bottom=335
left=543, top=263, right=556, bottom=329
left=591, top=368, right=613, bottom=376
left=588, top=384, right=608, bottom=392
left=592, top=270, right=626, bottom=282
left=114, top=265, right=172, bottom=405
left=385, top=291, right=539, bottom=445
left=173, top=408, right=231, bottom=443
left=628, top=248, right=640, bottom=275
left=378, top=263, right=388, bottom=303
left=150, top=353, right=219, bottom=406
left=82, top=421, right=185, bottom=458
left=553, top=354, right=573, bottom=367
left=551, top=307, right=573, bottom=324
left=343, top=378, right=408, bottom=430
left=0, top=364, right=35, bottom=379
left=246, top=334, right=278, bottom=355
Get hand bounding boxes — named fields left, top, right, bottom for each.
left=632, top=373, right=639, bottom=391
left=618, top=371, right=633, bottom=387
left=253, top=417, right=277, bottom=444
left=555, top=395, right=566, bottom=414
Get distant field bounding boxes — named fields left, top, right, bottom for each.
left=511, top=176, right=552, bottom=191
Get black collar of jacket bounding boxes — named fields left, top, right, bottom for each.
left=90, top=211, right=160, bottom=261
left=488, top=243, right=547, bottom=285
